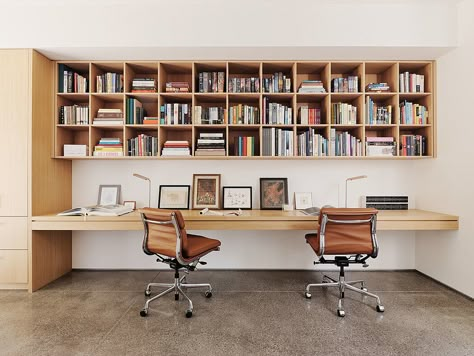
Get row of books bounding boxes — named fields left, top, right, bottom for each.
left=131, top=78, right=156, bottom=93
left=59, top=105, right=89, bottom=125
left=400, top=135, right=426, bottom=156
left=228, top=77, right=260, bottom=93
left=298, top=106, right=322, bottom=125
left=399, top=101, right=428, bottom=124
left=165, top=81, right=189, bottom=93
left=298, top=80, right=326, bottom=93
left=331, top=103, right=357, bottom=125
left=161, top=140, right=191, bottom=156
left=365, top=97, right=392, bottom=125
left=262, top=128, right=294, bottom=156
left=198, top=72, right=225, bottom=93
left=262, top=73, right=291, bottom=93
left=332, top=76, right=359, bottom=93
left=366, top=137, right=396, bottom=157
left=195, top=132, right=225, bottom=156
left=127, top=134, right=158, bottom=156
left=234, top=136, right=256, bottom=156
left=330, top=129, right=362, bottom=156
left=160, top=103, right=191, bottom=125
left=228, top=105, right=260, bottom=125
left=93, top=108, right=123, bottom=125
left=297, top=129, right=329, bottom=157
left=263, top=97, right=293, bottom=125
left=399, top=72, right=425, bottom=93
left=125, top=99, right=147, bottom=124
left=93, top=137, right=123, bottom=157
left=58, top=64, right=88, bottom=93
left=194, top=106, right=226, bottom=124
left=96, top=72, right=124, bottom=93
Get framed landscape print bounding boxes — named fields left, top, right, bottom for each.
left=192, top=174, right=221, bottom=209
left=158, top=185, right=190, bottom=209
left=259, top=178, right=288, bottom=210
left=222, top=186, right=252, bottom=210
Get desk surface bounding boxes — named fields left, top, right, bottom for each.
left=31, top=209, right=459, bottom=231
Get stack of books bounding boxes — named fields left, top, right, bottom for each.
left=298, top=80, right=326, bottom=93
left=131, top=78, right=156, bottom=93
left=195, top=132, right=225, bottom=156
left=161, top=140, right=191, bottom=156
left=165, top=82, right=190, bottom=92
left=366, top=82, right=390, bottom=92
left=365, top=137, right=396, bottom=157
left=93, top=138, right=123, bottom=157
left=143, top=117, right=159, bottom=125
left=93, top=108, right=123, bottom=125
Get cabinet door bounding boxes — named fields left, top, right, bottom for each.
left=0, top=250, right=28, bottom=284
left=0, top=217, right=28, bottom=249
left=0, top=50, right=29, bottom=216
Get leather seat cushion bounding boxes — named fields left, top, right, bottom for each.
left=184, top=234, right=221, bottom=258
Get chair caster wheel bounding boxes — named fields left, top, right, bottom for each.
left=376, top=305, right=385, bottom=313
left=361, top=287, right=368, bottom=292
left=305, top=292, right=312, bottom=299
left=185, top=310, right=193, bottom=318
left=337, top=309, right=345, bottom=317
left=174, top=293, right=179, bottom=300
left=205, top=291, right=212, bottom=298
left=140, top=309, right=148, bottom=317
left=144, top=289, right=151, bottom=297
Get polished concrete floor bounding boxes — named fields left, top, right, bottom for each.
left=0, top=270, right=472, bottom=356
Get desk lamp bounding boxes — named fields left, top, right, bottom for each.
left=345, top=175, right=367, bottom=208
left=133, top=173, right=151, bottom=208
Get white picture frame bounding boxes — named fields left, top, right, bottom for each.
left=222, top=186, right=252, bottom=210
left=294, top=192, right=313, bottom=210
left=97, top=185, right=121, bottom=206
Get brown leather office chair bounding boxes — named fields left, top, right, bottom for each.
left=139, top=208, right=221, bottom=318
left=304, top=208, right=385, bottom=317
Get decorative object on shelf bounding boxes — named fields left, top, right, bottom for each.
left=345, top=175, right=367, bottom=208
left=192, top=174, right=221, bottom=209
left=123, top=201, right=137, bottom=210
left=260, top=178, right=288, bottom=210
left=294, top=192, right=313, bottom=210
left=97, top=185, right=121, bottom=206
left=222, top=186, right=252, bottom=210
left=158, top=185, right=190, bottom=209
left=133, top=173, right=152, bottom=208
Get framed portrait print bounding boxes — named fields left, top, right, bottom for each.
left=97, top=185, right=121, bottom=206
left=192, top=174, right=221, bottom=209
left=294, top=192, right=313, bottom=210
left=259, top=178, right=288, bottom=210
left=222, top=186, right=252, bottom=210
left=158, top=185, right=190, bottom=209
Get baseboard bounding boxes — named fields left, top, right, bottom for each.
left=414, top=270, right=473, bottom=301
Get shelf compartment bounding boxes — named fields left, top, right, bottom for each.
left=125, top=126, right=159, bottom=157
left=296, top=93, right=329, bottom=125
left=364, top=93, right=397, bottom=125
left=296, top=62, right=330, bottom=94
left=262, top=62, right=295, bottom=93
left=399, top=126, right=432, bottom=157
left=55, top=125, right=90, bottom=157
left=228, top=62, right=261, bottom=93
left=90, top=62, right=124, bottom=94
left=160, top=62, right=193, bottom=93
left=124, top=62, right=158, bottom=94
left=330, top=62, right=363, bottom=93
left=331, top=95, right=364, bottom=125
left=365, top=126, right=398, bottom=157
left=228, top=94, right=260, bottom=125
left=364, top=62, right=398, bottom=93
left=296, top=126, right=330, bottom=157
left=194, top=62, right=227, bottom=93
left=399, top=61, right=433, bottom=93
left=57, top=94, right=90, bottom=125
left=398, top=95, right=432, bottom=125
left=194, top=126, right=227, bottom=157
left=57, top=62, right=90, bottom=94
left=228, top=126, right=260, bottom=157
left=194, top=94, right=226, bottom=125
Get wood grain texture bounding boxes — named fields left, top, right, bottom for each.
left=0, top=217, right=28, bottom=249
left=0, top=250, right=28, bottom=284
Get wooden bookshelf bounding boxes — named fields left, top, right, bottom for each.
left=54, top=60, right=435, bottom=159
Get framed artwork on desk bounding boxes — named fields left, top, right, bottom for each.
left=294, top=192, right=313, bottom=210
left=97, top=185, right=121, bottom=206
left=259, top=178, right=288, bottom=210
left=158, top=185, right=190, bottom=209
left=192, top=174, right=221, bottom=209
left=222, top=186, right=252, bottom=210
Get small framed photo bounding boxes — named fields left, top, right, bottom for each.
left=192, top=174, right=221, bottom=209
left=260, top=178, right=288, bottom=210
left=294, top=192, right=313, bottom=210
left=123, top=201, right=136, bottom=210
left=222, top=186, right=252, bottom=210
left=97, top=185, right=121, bottom=206
left=158, top=185, right=190, bottom=209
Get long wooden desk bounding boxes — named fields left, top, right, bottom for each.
left=32, top=209, right=459, bottom=231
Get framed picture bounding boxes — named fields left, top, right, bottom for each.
left=97, top=185, right=121, bottom=206
left=260, top=178, right=288, bottom=210
left=158, top=185, right=190, bottom=209
left=123, top=200, right=136, bottom=210
left=192, top=174, right=221, bottom=209
left=222, top=186, right=252, bottom=210
left=294, top=192, right=313, bottom=210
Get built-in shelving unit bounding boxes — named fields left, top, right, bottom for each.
left=54, top=60, right=435, bottom=159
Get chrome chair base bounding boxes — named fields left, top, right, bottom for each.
left=140, top=271, right=213, bottom=318
left=305, top=274, right=385, bottom=317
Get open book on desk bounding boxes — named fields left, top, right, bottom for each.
left=57, top=204, right=134, bottom=217
left=299, top=205, right=335, bottom=216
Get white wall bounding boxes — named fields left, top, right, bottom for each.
left=415, top=0, right=474, bottom=298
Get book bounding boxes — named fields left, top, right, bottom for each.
left=299, top=205, right=335, bottom=216
left=57, top=204, right=133, bottom=217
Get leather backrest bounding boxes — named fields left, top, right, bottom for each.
left=317, top=208, right=378, bottom=255
left=139, top=208, right=188, bottom=257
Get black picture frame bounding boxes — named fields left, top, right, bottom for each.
left=259, top=178, right=288, bottom=210
left=158, top=185, right=191, bottom=209
left=222, top=186, right=252, bottom=210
